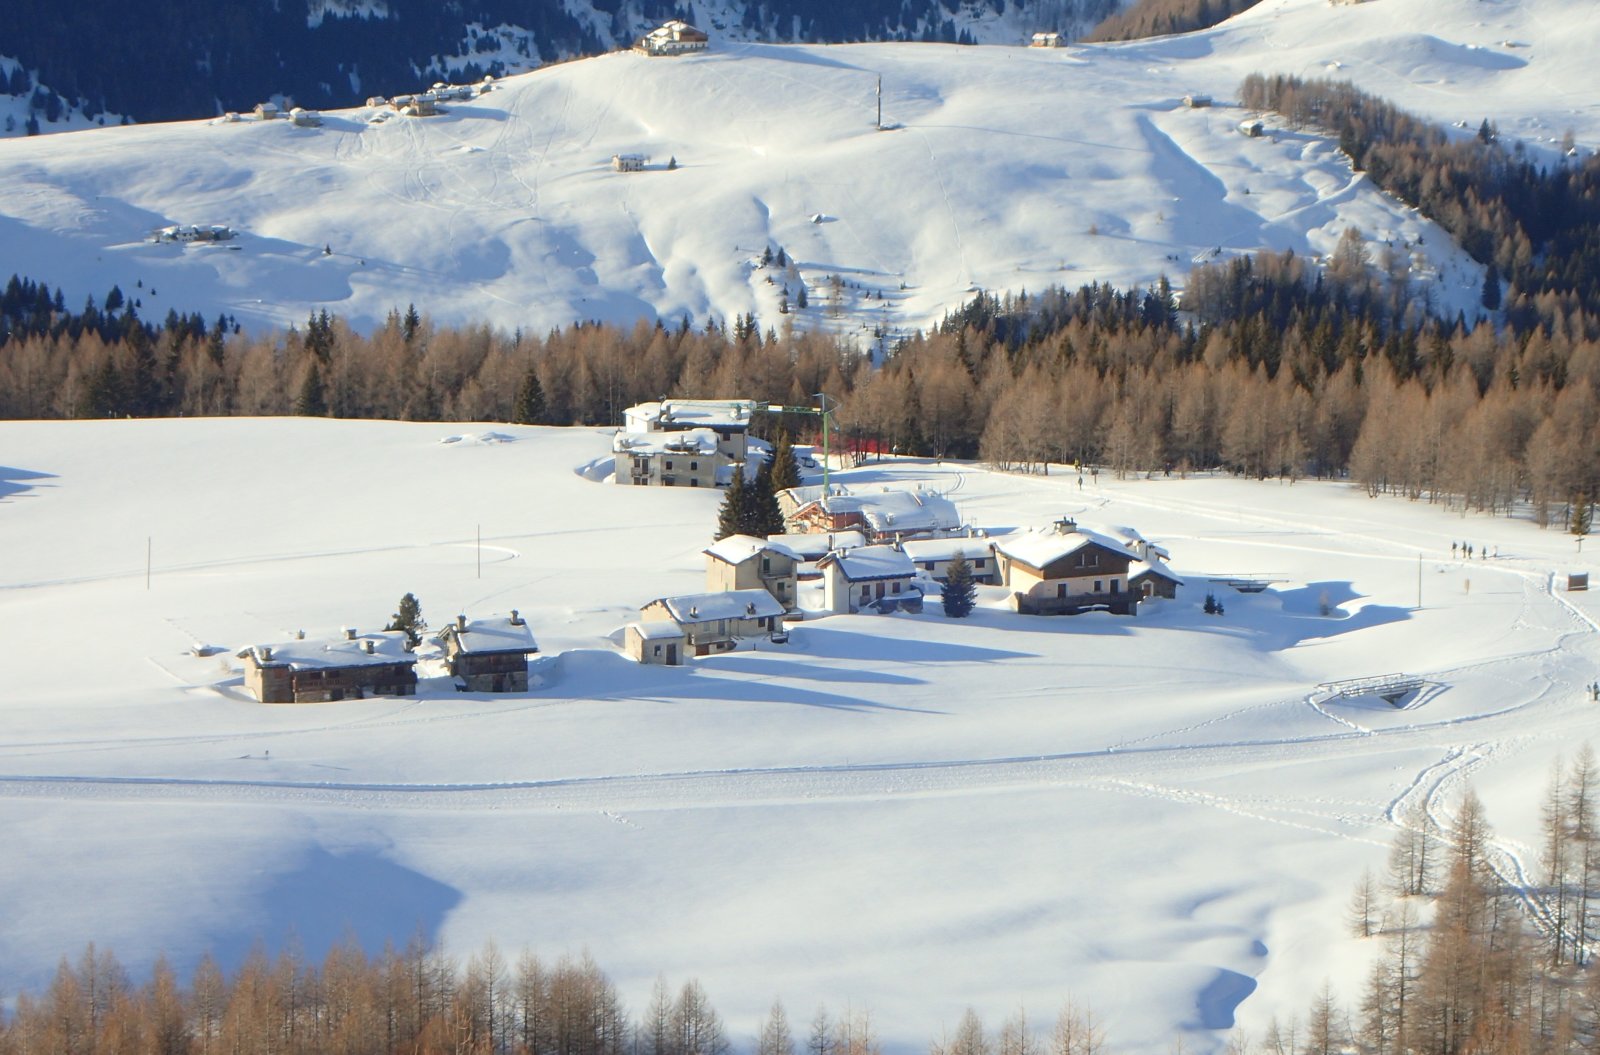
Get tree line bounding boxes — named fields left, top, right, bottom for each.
left=1244, top=748, right=1600, bottom=1055
left=0, top=937, right=1110, bottom=1055
left=1084, top=0, right=1262, bottom=42
left=1240, top=72, right=1600, bottom=325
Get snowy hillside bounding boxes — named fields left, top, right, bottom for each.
left=5, top=417, right=1600, bottom=1053
left=7, top=0, right=1594, bottom=338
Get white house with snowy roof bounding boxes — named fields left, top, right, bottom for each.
left=634, top=19, right=709, bottom=56
left=615, top=398, right=759, bottom=487
left=434, top=611, right=539, bottom=692
left=637, top=588, right=785, bottom=657
left=993, top=517, right=1138, bottom=616
left=816, top=544, right=923, bottom=614
left=704, top=534, right=801, bottom=609
left=237, top=627, right=416, bottom=703
left=902, top=532, right=999, bottom=584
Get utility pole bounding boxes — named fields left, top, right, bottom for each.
left=1417, top=552, right=1422, bottom=610
left=766, top=393, right=838, bottom=492
left=876, top=76, right=882, bottom=130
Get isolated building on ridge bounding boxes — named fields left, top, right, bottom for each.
left=634, top=20, right=709, bottom=56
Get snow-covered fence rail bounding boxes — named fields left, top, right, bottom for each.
left=1316, top=674, right=1425, bottom=706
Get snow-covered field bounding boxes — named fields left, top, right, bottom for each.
left=9, top=0, right=1596, bottom=337
left=5, top=417, right=1600, bottom=1052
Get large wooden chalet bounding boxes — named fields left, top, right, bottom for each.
left=784, top=485, right=962, bottom=543
left=993, top=518, right=1137, bottom=616
left=634, top=20, right=709, bottom=56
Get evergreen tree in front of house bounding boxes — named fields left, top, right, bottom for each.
left=513, top=367, right=545, bottom=425
left=748, top=459, right=786, bottom=538
left=942, top=553, right=976, bottom=618
left=715, top=470, right=749, bottom=541
left=768, top=432, right=803, bottom=493
left=386, top=592, right=426, bottom=647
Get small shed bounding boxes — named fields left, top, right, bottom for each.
left=1030, top=31, right=1062, bottom=47
left=1239, top=119, right=1265, bottom=137
left=626, top=621, right=688, bottom=665
left=254, top=101, right=281, bottom=120
left=289, top=108, right=323, bottom=128
left=1183, top=94, right=1213, bottom=109
left=613, top=153, right=646, bottom=172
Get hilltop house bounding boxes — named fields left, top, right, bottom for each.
left=902, top=533, right=999, bottom=584
left=817, top=544, right=922, bottom=614
left=705, top=534, right=801, bottom=610
left=637, top=588, right=785, bottom=657
left=993, top=518, right=1137, bottom=616
left=612, top=153, right=646, bottom=172
left=289, top=107, right=323, bottom=128
left=254, top=101, right=281, bottom=120
left=634, top=20, right=709, bottom=56
left=1030, top=31, right=1062, bottom=47
left=786, top=485, right=962, bottom=543
left=434, top=611, right=539, bottom=691
left=615, top=398, right=760, bottom=488
left=237, top=628, right=416, bottom=703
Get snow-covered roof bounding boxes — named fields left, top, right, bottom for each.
left=437, top=613, right=538, bottom=655
left=629, top=620, right=686, bottom=641
left=238, top=630, right=413, bottom=669
left=779, top=484, right=834, bottom=507
left=818, top=544, right=917, bottom=581
left=827, top=489, right=962, bottom=535
left=625, top=398, right=756, bottom=432
left=1130, top=559, right=1184, bottom=584
left=901, top=535, right=995, bottom=562
left=704, top=534, right=800, bottom=565
left=644, top=588, right=785, bottom=624
left=767, top=530, right=866, bottom=559
left=992, top=522, right=1131, bottom=569
left=613, top=427, right=719, bottom=456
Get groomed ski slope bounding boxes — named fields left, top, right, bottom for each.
left=10, top=0, right=1597, bottom=337
left=4, top=418, right=1600, bottom=1052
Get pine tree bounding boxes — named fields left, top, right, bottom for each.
left=943, top=553, right=976, bottom=617
left=513, top=368, right=545, bottom=425
left=769, top=432, right=803, bottom=493
left=1571, top=493, right=1592, bottom=538
left=387, top=592, right=426, bottom=646
left=715, top=470, right=749, bottom=541
left=296, top=363, right=327, bottom=416
left=1480, top=262, right=1501, bottom=311
left=748, top=461, right=785, bottom=538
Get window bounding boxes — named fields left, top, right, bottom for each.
left=761, top=557, right=771, bottom=573
left=1075, top=552, right=1099, bottom=568
left=891, top=581, right=901, bottom=594
left=1094, top=580, right=1103, bottom=592
left=1057, top=584, right=1067, bottom=598
left=665, top=460, right=674, bottom=470
left=860, top=585, right=871, bottom=601
left=653, top=645, right=661, bottom=656
left=1110, top=580, right=1120, bottom=593
left=663, top=477, right=675, bottom=486
left=974, top=558, right=986, bottom=568
left=690, top=461, right=699, bottom=470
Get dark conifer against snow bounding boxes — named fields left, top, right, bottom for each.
left=942, top=553, right=976, bottom=617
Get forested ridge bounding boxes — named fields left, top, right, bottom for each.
left=1083, top=0, right=1261, bottom=42
left=1241, top=74, right=1600, bottom=323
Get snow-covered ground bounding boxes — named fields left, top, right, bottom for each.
left=5, top=417, right=1600, bottom=1053
left=9, top=0, right=1595, bottom=337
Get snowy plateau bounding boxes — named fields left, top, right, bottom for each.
left=4, top=417, right=1600, bottom=1054
left=2, top=0, right=1597, bottom=339
left=5, top=0, right=1600, bottom=1050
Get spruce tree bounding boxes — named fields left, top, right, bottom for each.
left=386, top=592, right=426, bottom=646
left=715, top=470, right=748, bottom=540
left=513, top=368, right=545, bottom=425
left=942, top=553, right=976, bottom=617
left=1481, top=263, right=1501, bottom=311
left=295, top=363, right=327, bottom=416
left=769, top=432, right=803, bottom=493
left=748, top=461, right=785, bottom=538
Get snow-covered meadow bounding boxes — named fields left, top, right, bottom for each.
left=4, top=417, right=1599, bottom=1053
left=9, top=0, right=1597, bottom=338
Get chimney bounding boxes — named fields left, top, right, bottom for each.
left=295, top=629, right=305, bottom=640
left=746, top=602, right=757, bottom=615
left=260, top=645, right=273, bottom=662
left=509, top=609, right=523, bottom=626
left=456, top=614, right=467, bottom=632
left=344, top=626, right=357, bottom=640
left=363, top=640, right=375, bottom=655
left=1054, top=517, right=1077, bottom=535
